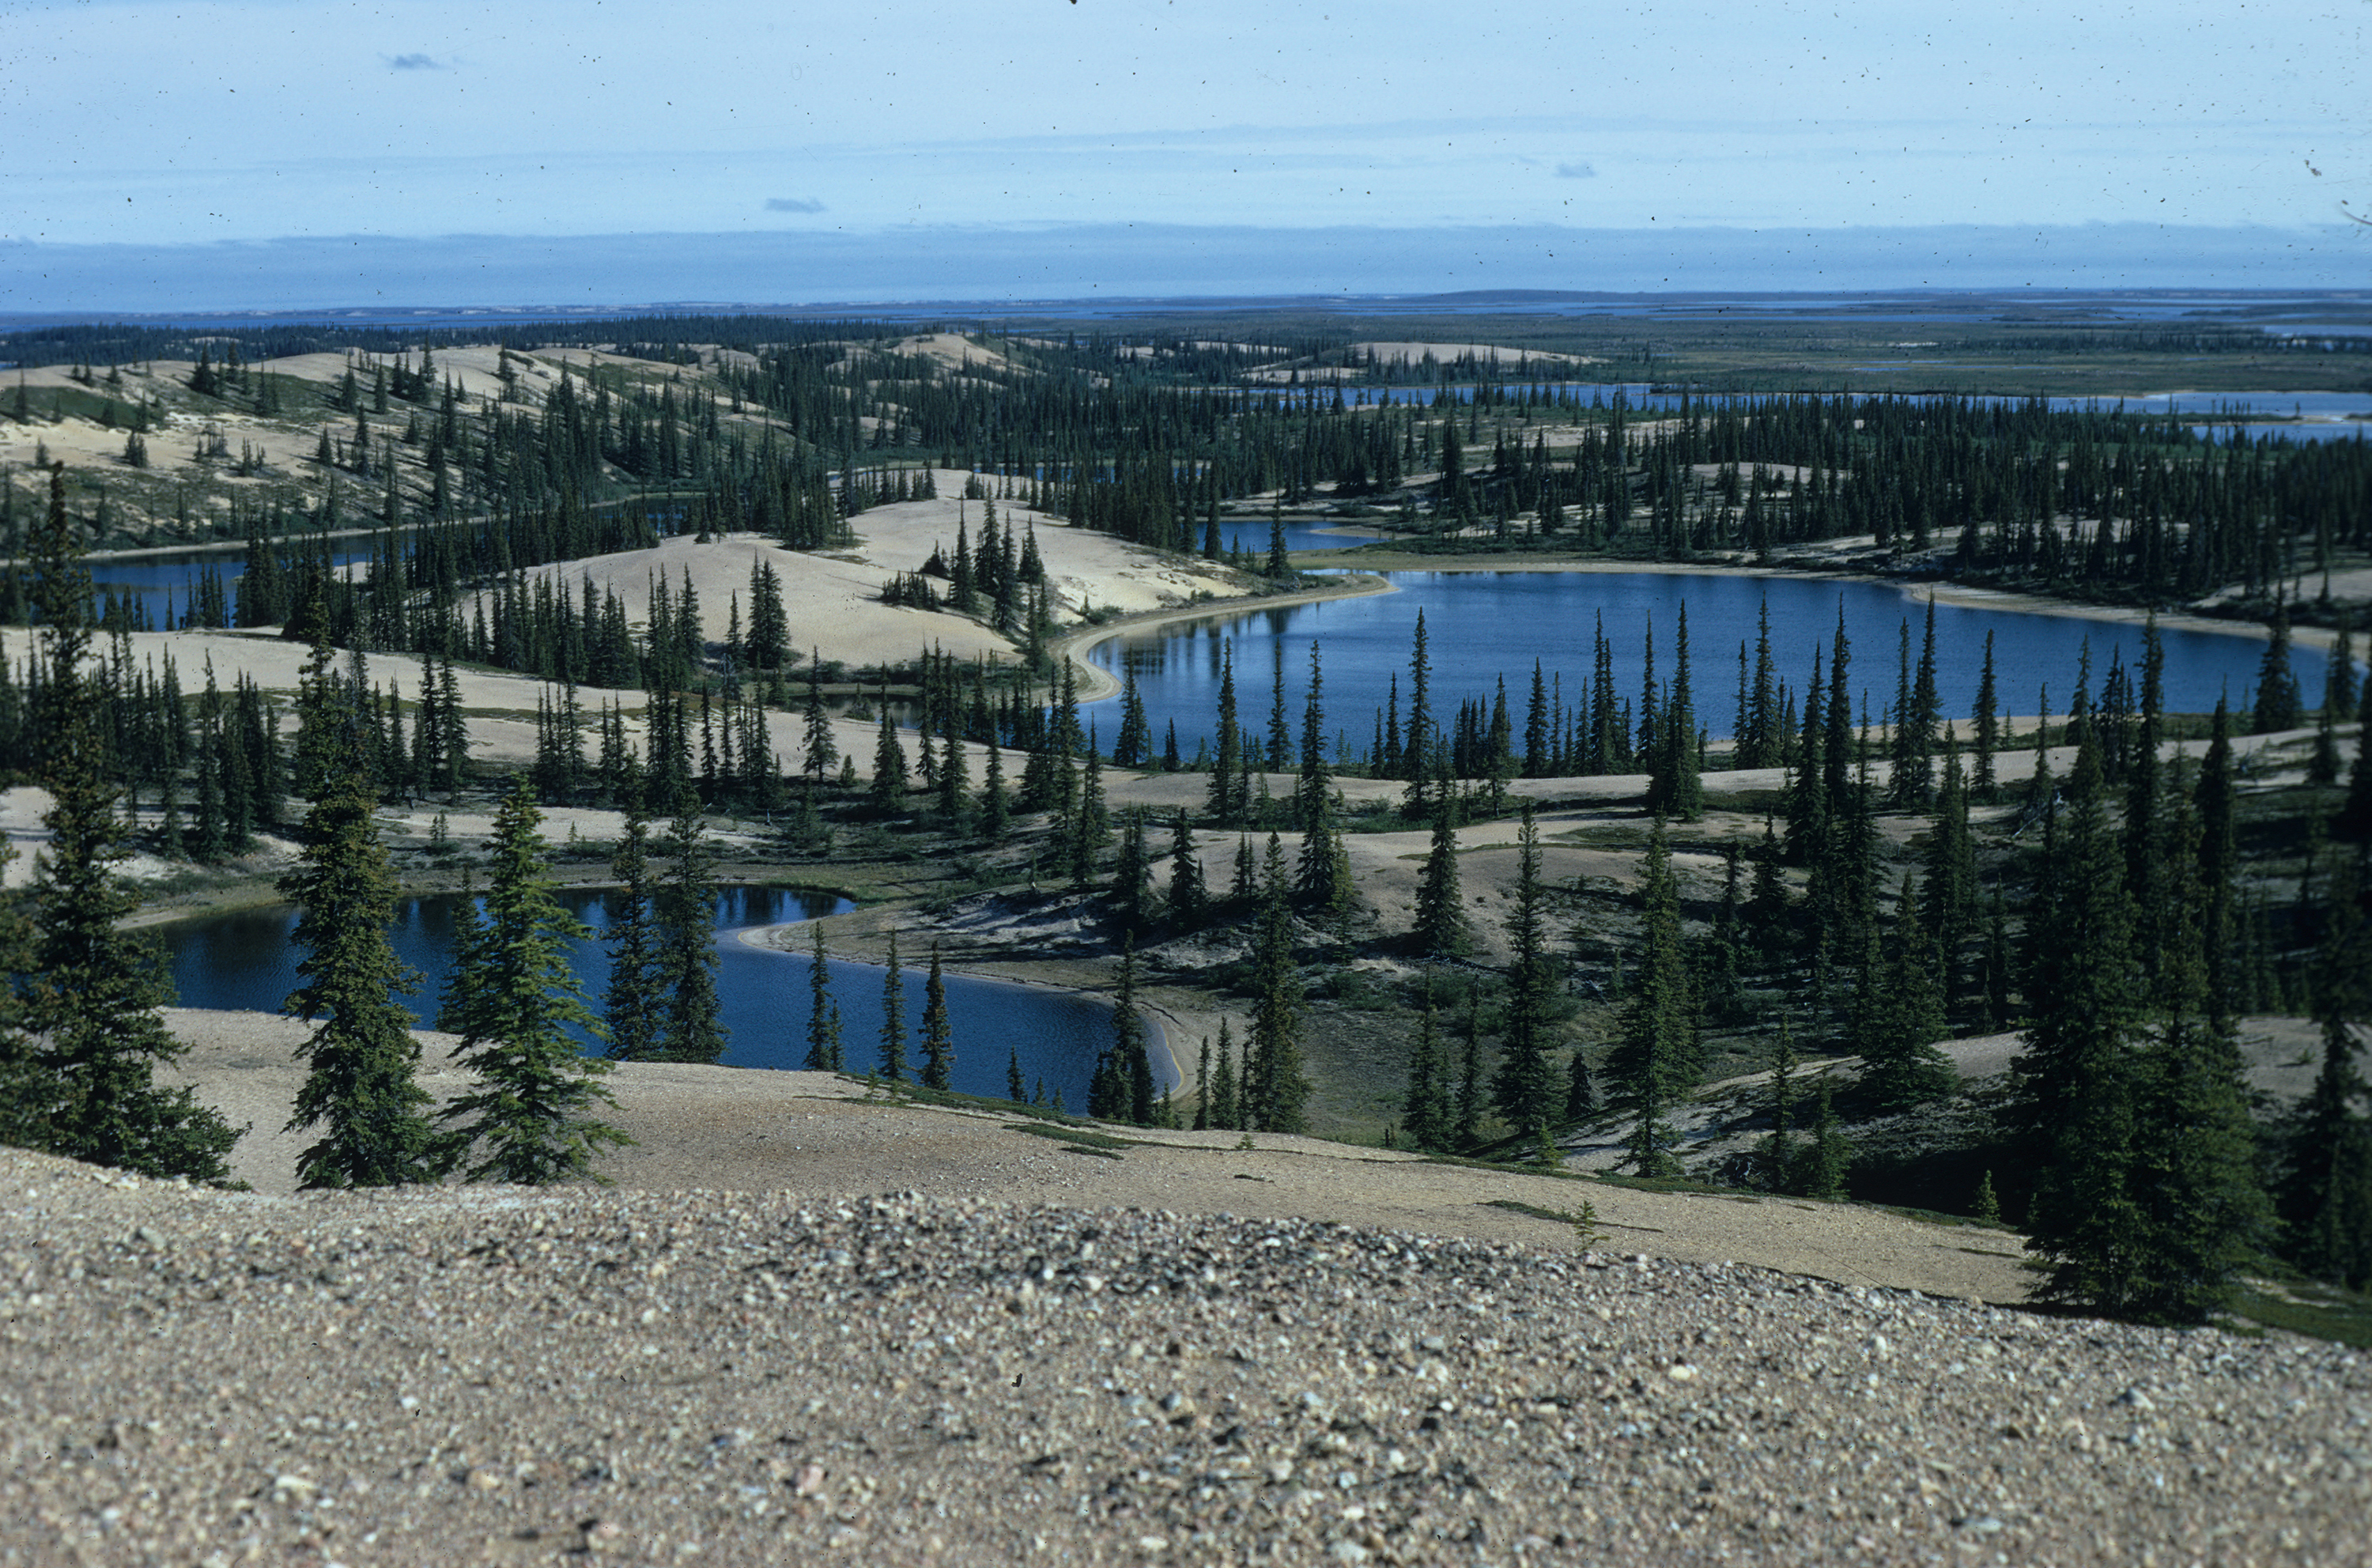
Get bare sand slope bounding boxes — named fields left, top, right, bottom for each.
left=159, top=1008, right=2030, bottom=1306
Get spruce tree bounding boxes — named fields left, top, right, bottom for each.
left=2014, top=739, right=2151, bottom=1310
left=2251, top=599, right=2304, bottom=734
left=1207, top=644, right=1241, bottom=824
left=1610, top=818, right=1696, bottom=1177
left=1492, top=804, right=1559, bottom=1131
left=603, top=812, right=663, bottom=1061
left=2124, top=788, right=2272, bottom=1321
left=1411, top=799, right=1469, bottom=956
left=436, top=781, right=630, bottom=1184
left=1208, top=1018, right=1240, bottom=1132
left=870, top=701, right=908, bottom=812
left=878, top=932, right=907, bottom=1082
left=653, top=799, right=724, bottom=1064
left=1857, top=874, right=1955, bottom=1113
left=804, top=924, right=841, bottom=1070
left=1245, top=834, right=1309, bottom=1132
left=920, top=944, right=954, bottom=1090
left=2280, top=860, right=2372, bottom=1289
left=1401, top=987, right=1452, bottom=1150
left=1167, top=810, right=1207, bottom=928
left=802, top=652, right=838, bottom=786
left=1760, top=1018, right=1801, bottom=1192
left=7, top=467, right=239, bottom=1182
left=281, top=730, right=439, bottom=1189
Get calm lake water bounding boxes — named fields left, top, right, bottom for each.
left=151, top=885, right=1146, bottom=1108
left=1087, top=569, right=2333, bottom=763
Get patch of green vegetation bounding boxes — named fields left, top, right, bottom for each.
left=1005, top=1122, right=1143, bottom=1155
left=2231, top=1277, right=2372, bottom=1350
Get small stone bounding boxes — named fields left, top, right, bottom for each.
left=793, top=1464, right=827, bottom=1497
left=1267, top=1460, right=1296, bottom=1484
left=1667, top=1364, right=1698, bottom=1382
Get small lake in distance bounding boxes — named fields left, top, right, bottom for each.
left=152, top=885, right=1147, bottom=1109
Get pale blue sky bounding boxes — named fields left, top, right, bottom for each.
left=1, top=0, right=2363, bottom=307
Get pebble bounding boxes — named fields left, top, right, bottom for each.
left=0, top=1143, right=2363, bottom=1566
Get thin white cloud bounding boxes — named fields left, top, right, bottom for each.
left=387, top=54, right=444, bottom=71
left=765, top=197, right=825, bottom=213
left=1555, top=161, right=1596, bottom=179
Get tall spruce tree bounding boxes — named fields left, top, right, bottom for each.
left=436, top=781, right=630, bottom=1184
left=2123, top=787, right=2271, bottom=1321
left=919, top=944, right=954, bottom=1090
left=2014, top=739, right=2153, bottom=1311
left=8, top=467, right=239, bottom=1182
left=878, top=932, right=907, bottom=1082
left=1609, top=818, right=1697, bottom=1177
left=1245, top=833, right=1309, bottom=1132
left=603, top=811, right=664, bottom=1061
left=1492, top=804, right=1560, bottom=1131
left=805, top=924, right=843, bottom=1070
left=653, top=799, right=724, bottom=1063
left=281, top=721, right=438, bottom=1189
left=2280, top=860, right=2372, bottom=1288
left=1402, top=986, right=1452, bottom=1150
left=1856, top=874, right=1955, bottom=1113
left=1411, top=799, right=1469, bottom=956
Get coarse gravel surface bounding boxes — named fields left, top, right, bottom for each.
left=3, top=1146, right=2366, bottom=1567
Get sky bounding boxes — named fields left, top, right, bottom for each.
left=1, top=0, right=2365, bottom=310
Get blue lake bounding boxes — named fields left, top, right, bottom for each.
left=1088, top=569, right=2333, bottom=764
left=151, top=885, right=1150, bottom=1109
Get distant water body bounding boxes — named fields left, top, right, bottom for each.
left=1088, top=569, right=2331, bottom=764
left=151, top=885, right=1146, bottom=1108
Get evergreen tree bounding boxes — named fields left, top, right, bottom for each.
left=603, top=812, right=664, bottom=1061
left=1972, top=630, right=2000, bottom=798
left=281, top=731, right=439, bottom=1188
left=802, top=651, right=838, bottom=785
left=1401, top=986, right=1452, bottom=1150
left=1111, top=807, right=1153, bottom=933
left=2123, top=788, right=2272, bottom=1321
left=653, top=801, right=724, bottom=1064
left=1646, top=603, right=1701, bottom=819
left=2014, top=739, right=2152, bottom=1311
left=1208, top=1018, right=1240, bottom=1132
left=869, top=701, right=908, bottom=811
left=1455, top=992, right=1484, bottom=1147
left=1805, top=1075, right=1852, bottom=1200
left=1167, top=810, right=1207, bottom=928
left=805, top=924, right=843, bottom=1071
left=920, top=944, right=954, bottom=1090
left=1207, top=643, right=1241, bottom=824
left=980, top=738, right=1010, bottom=839
left=1411, top=799, right=1469, bottom=956
left=878, top=932, right=907, bottom=1082
left=2279, top=860, right=2372, bottom=1288
left=6, top=468, right=239, bottom=1182
left=2251, top=600, right=2304, bottom=734
left=1245, top=833, right=1309, bottom=1132
left=1856, top=874, right=1955, bottom=1113
left=1609, top=818, right=1696, bottom=1177
left=1760, top=1018, right=1801, bottom=1192
left=436, top=782, right=630, bottom=1184
left=1492, top=804, right=1560, bottom=1131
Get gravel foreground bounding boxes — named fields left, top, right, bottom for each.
left=2, top=1148, right=2366, bottom=1567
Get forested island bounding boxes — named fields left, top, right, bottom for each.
left=2, top=301, right=2367, bottom=1346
